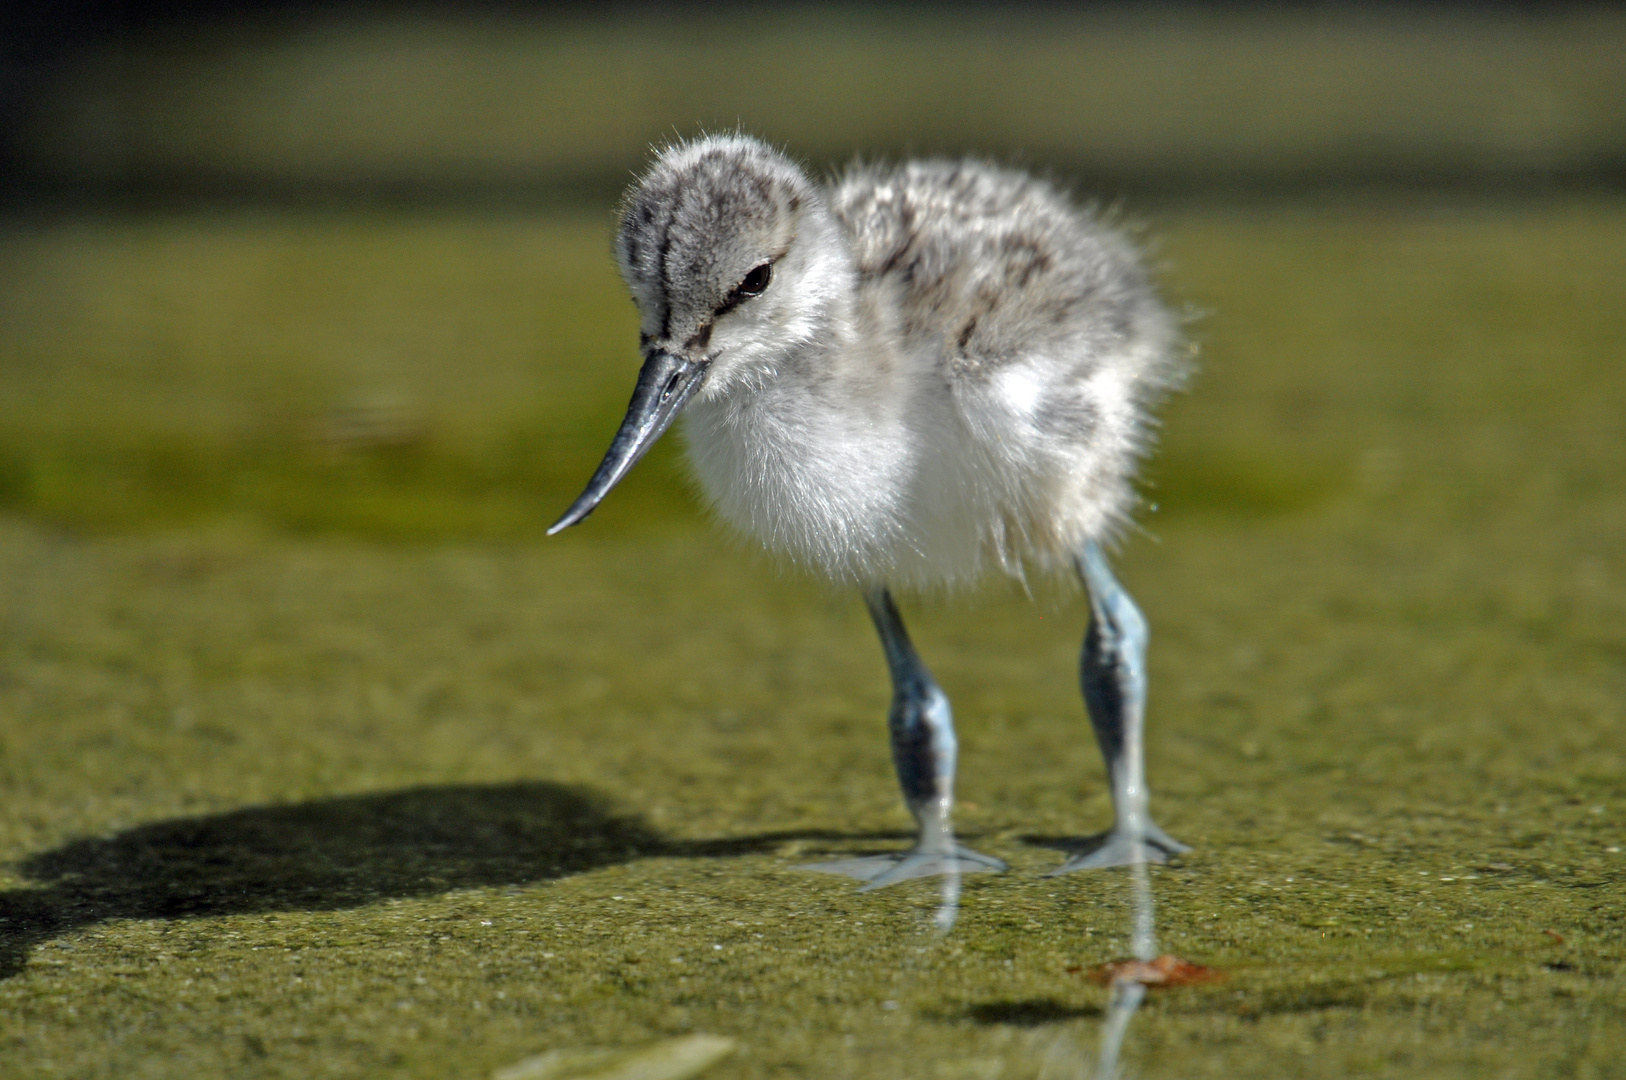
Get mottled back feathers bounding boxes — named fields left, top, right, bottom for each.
left=835, top=161, right=1156, bottom=378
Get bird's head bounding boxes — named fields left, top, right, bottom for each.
left=550, top=135, right=846, bottom=534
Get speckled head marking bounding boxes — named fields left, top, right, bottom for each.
left=550, top=135, right=849, bottom=533
left=616, top=137, right=818, bottom=360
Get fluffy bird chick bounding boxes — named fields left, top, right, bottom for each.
left=552, top=135, right=1189, bottom=915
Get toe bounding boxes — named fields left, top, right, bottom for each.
left=951, top=844, right=1009, bottom=871
left=1142, top=821, right=1193, bottom=856
left=1037, top=819, right=1192, bottom=875
left=793, top=855, right=903, bottom=882
left=1044, top=835, right=1174, bottom=875
left=856, top=851, right=1003, bottom=891
left=856, top=853, right=959, bottom=892
left=795, top=846, right=1006, bottom=890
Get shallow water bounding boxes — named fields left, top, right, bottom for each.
left=0, top=200, right=1622, bottom=1078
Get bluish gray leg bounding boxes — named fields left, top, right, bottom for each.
left=1048, top=543, right=1190, bottom=875
left=797, top=589, right=1006, bottom=899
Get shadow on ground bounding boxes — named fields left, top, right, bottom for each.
left=963, top=999, right=1103, bottom=1026
left=0, top=781, right=903, bottom=979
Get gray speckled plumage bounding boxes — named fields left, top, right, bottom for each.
left=612, top=135, right=1181, bottom=588
left=557, top=135, right=1192, bottom=908
left=835, top=159, right=1155, bottom=385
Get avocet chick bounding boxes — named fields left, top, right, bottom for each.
left=551, top=135, right=1189, bottom=898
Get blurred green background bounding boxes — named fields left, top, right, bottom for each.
left=1, top=5, right=1624, bottom=1080
left=2, top=3, right=1625, bottom=539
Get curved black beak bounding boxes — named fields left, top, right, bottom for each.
left=547, top=350, right=711, bottom=534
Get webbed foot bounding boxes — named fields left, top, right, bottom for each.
left=1043, top=822, right=1190, bottom=875
left=796, top=844, right=1007, bottom=891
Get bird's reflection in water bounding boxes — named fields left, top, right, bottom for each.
left=1040, top=765, right=1160, bottom=1080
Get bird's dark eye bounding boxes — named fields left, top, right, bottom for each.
left=736, top=263, right=771, bottom=297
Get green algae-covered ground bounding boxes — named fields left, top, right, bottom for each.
left=1, top=200, right=1623, bottom=1078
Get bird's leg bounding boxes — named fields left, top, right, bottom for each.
left=796, top=588, right=1006, bottom=898
left=863, top=587, right=1008, bottom=891
left=1048, top=542, right=1190, bottom=875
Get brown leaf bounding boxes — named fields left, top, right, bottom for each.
left=1086, top=955, right=1226, bottom=988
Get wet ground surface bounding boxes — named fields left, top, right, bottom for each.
left=0, top=200, right=1623, bottom=1078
